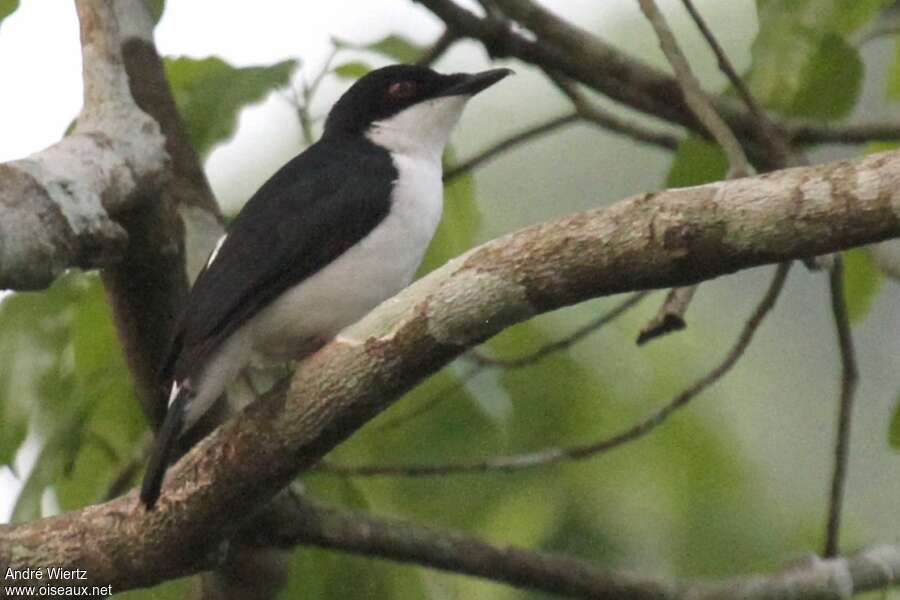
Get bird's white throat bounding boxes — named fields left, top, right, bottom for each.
left=366, top=95, right=469, bottom=161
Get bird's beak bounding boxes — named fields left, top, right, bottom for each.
left=439, top=68, right=514, bottom=97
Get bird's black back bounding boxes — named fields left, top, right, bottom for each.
left=160, top=137, right=397, bottom=385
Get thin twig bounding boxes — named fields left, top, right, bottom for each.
left=416, top=29, right=459, bottom=66
left=444, top=113, right=580, bottom=182
left=638, top=0, right=751, bottom=177
left=789, top=121, right=900, bottom=146
left=444, top=75, right=682, bottom=183
left=823, top=255, right=860, bottom=558
left=634, top=0, right=754, bottom=345
left=297, top=47, right=339, bottom=145
left=636, top=285, right=696, bottom=345
left=380, top=292, right=649, bottom=432
left=318, top=264, right=791, bottom=477
left=547, top=74, right=680, bottom=150
left=471, top=291, right=650, bottom=368
left=102, top=434, right=152, bottom=501
left=678, top=0, right=794, bottom=166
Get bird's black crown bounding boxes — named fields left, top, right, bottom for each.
left=323, top=64, right=511, bottom=138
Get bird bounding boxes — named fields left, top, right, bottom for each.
left=139, top=64, right=513, bottom=508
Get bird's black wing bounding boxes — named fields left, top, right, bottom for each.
left=161, top=138, right=397, bottom=384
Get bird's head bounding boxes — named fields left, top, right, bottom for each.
left=324, top=64, right=512, bottom=159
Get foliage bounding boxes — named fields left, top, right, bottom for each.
left=164, top=56, right=297, bottom=158
left=747, top=0, right=881, bottom=120
left=891, top=395, right=900, bottom=450
left=334, top=34, right=427, bottom=64
left=666, top=135, right=727, bottom=187
left=332, top=34, right=429, bottom=82
left=0, top=274, right=142, bottom=522
left=842, top=248, right=884, bottom=323
left=0, top=0, right=17, bottom=27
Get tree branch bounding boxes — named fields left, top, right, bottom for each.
left=636, top=284, right=696, bottom=344
left=634, top=0, right=752, bottom=344
left=823, top=255, right=860, bottom=558
left=789, top=121, right=900, bottom=146
left=471, top=291, right=650, bottom=369
left=419, top=0, right=900, bottom=165
left=2, top=149, right=900, bottom=593
left=678, top=0, right=795, bottom=167
left=547, top=74, right=680, bottom=150
left=251, top=492, right=900, bottom=600
left=0, top=0, right=167, bottom=291
left=444, top=113, right=580, bottom=182
left=258, top=491, right=680, bottom=600
left=416, top=28, right=459, bottom=67
left=96, top=0, right=223, bottom=429
left=638, top=0, right=750, bottom=177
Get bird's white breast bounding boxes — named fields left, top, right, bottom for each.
left=247, top=151, right=444, bottom=362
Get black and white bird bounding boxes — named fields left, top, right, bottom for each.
left=139, top=64, right=512, bottom=508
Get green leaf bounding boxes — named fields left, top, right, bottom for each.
left=748, top=1, right=868, bottom=120
left=165, top=56, right=297, bottom=157
left=333, top=61, right=372, bottom=80
left=334, top=34, right=426, bottom=64
left=888, top=39, right=900, bottom=101
left=842, top=248, right=884, bottom=323
left=666, top=135, right=728, bottom=187
left=284, top=544, right=422, bottom=600
left=367, top=35, right=425, bottom=63
left=0, top=280, right=77, bottom=469
left=789, top=33, right=862, bottom=120
left=755, top=0, right=889, bottom=37
left=0, top=397, right=26, bottom=468
left=890, top=395, right=900, bottom=449
left=147, top=0, right=165, bottom=24
left=10, top=403, right=91, bottom=524
left=0, top=0, right=18, bottom=26
left=0, top=274, right=142, bottom=519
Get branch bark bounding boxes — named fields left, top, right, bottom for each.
left=1, top=148, right=899, bottom=594
left=0, top=0, right=167, bottom=291
left=95, top=0, right=223, bottom=429
left=253, top=493, right=900, bottom=600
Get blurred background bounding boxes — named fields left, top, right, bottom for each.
left=1, top=1, right=898, bottom=598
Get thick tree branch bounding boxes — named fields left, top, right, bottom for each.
left=2, top=150, right=900, bottom=593
left=0, top=0, right=167, bottom=291
left=95, top=0, right=223, bottom=429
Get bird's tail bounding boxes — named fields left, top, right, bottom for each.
left=140, top=387, right=187, bottom=509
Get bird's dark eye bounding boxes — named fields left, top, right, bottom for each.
left=386, top=81, right=418, bottom=101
